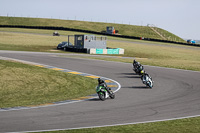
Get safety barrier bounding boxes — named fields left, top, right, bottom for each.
left=0, top=25, right=200, bottom=47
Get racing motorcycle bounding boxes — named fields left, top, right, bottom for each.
left=132, top=60, right=144, bottom=75
left=96, top=85, right=115, bottom=101
left=134, top=64, right=144, bottom=75
left=141, top=73, right=153, bottom=88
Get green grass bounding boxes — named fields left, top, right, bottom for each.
left=0, top=28, right=187, bottom=46
left=0, top=30, right=200, bottom=71
left=0, top=31, right=69, bottom=52
left=58, top=39, right=200, bottom=71
left=0, top=60, right=97, bottom=108
left=107, top=40, right=200, bottom=71
left=0, top=16, right=185, bottom=42
left=0, top=25, right=200, bottom=132
left=0, top=27, right=87, bottom=36
left=40, top=117, right=200, bottom=133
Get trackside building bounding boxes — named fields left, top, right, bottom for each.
left=66, top=35, right=124, bottom=54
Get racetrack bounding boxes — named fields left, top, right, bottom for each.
left=0, top=51, right=200, bottom=133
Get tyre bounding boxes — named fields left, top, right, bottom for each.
left=98, top=92, right=105, bottom=101
left=147, top=82, right=153, bottom=89
left=109, top=91, right=115, bottom=99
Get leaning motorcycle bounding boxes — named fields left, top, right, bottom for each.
left=141, top=74, right=153, bottom=88
left=96, top=85, right=115, bottom=101
left=135, top=65, right=144, bottom=75
left=132, top=61, right=140, bottom=72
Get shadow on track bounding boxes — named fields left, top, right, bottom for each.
left=118, top=73, right=137, bottom=75
left=87, top=98, right=113, bottom=102
left=123, top=86, right=151, bottom=89
left=117, top=73, right=141, bottom=79
left=87, top=98, right=100, bottom=101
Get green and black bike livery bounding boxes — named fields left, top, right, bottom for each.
left=96, top=85, right=115, bottom=101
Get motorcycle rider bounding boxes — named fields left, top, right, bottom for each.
left=133, top=60, right=140, bottom=70
left=136, top=64, right=144, bottom=75
left=141, top=72, right=152, bottom=85
left=98, top=78, right=111, bottom=93
left=141, top=72, right=147, bottom=83
left=133, top=60, right=144, bottom=74
left=133, top=60, right=137, bottom=68
left=133, top=60, right=153, bottom=88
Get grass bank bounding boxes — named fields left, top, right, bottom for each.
left=0, top=27, right=86, bottom=36
left=0, top=31, right=67, bottom=52
left=0, top=60, right=97, bottom=108
left=0, top=16, right=184, bottom=42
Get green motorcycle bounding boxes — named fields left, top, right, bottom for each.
left=96, top=85, right=115, bottom=101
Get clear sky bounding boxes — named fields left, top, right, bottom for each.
left=0, top=0, right=199, bottom=40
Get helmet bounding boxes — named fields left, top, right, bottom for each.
left=98, top=78, right=104, bottom=84
left=139, top=65, right=143, bottom=70
left=135, top=62, right=140, bottom=66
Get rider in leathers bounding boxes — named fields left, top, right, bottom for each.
left=133, top=60, right=144, bottom=74
left=98, top=78, right=111, bottom=94
left=141, top=72, right=152, bottom=84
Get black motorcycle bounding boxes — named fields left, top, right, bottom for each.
left=133, top=60, right=144, bottom=75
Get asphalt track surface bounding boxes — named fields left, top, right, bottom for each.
left=0, top=51, right=200, bottom=133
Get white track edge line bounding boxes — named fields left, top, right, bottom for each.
left=9, top=114, right=200, bottom=133
left=0, top=56, right=121, bottom=112
left=1, top=55, right=200, bottom=133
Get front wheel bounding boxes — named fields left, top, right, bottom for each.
left=109, top=91, right=115, bottom=99
left=98, top=92, right=105, bottom=101
left=147, top=82, right=153, bottom=89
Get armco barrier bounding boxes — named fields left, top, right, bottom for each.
left=0, top=25, right=200, bottom=47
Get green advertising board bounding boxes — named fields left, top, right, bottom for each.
left=107, top=49, right=119, bottom=54
left=95, top=48, right=121, bottom=54
left=96, top=49, right=103, bottom=54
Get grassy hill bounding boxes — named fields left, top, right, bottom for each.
left=0, top=16, right=185, bottom=42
